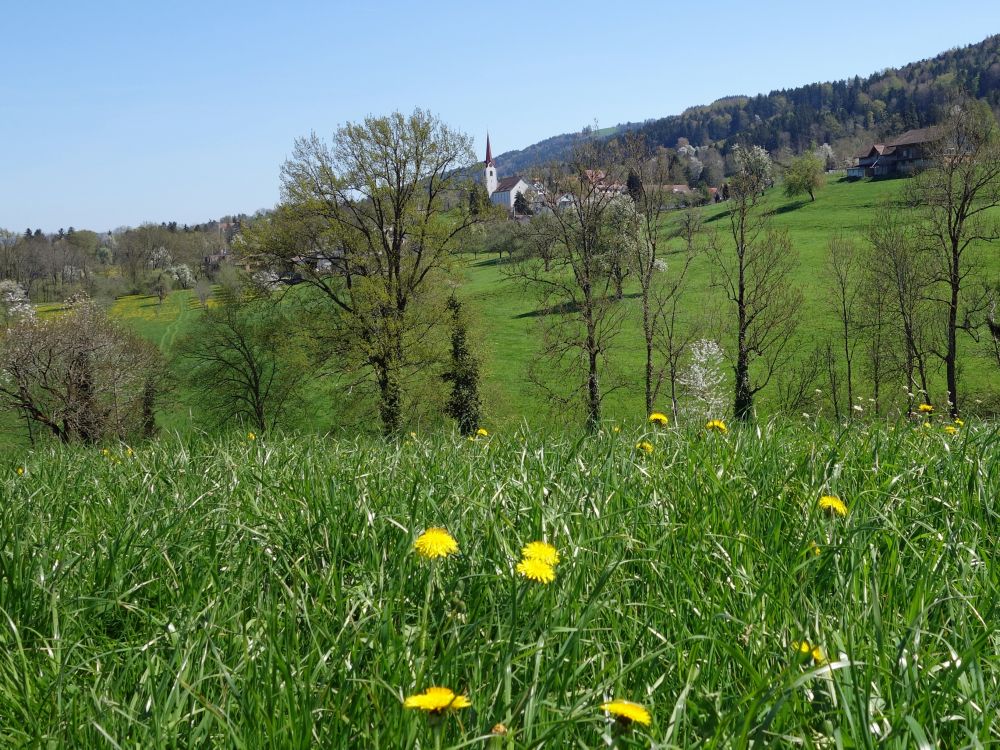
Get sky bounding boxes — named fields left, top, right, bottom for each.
left=1, top=1, right=998, bottom=232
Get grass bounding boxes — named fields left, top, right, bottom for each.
left=2, top=419, right=997, bottom=747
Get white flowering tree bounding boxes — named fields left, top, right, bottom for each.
left=0, top=280, right=33, bottom=326
left=677, top=339, right=727, bottom=422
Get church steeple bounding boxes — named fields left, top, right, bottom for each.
left=484, top=132, right=497, bottom=195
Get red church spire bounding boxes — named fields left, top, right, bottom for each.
left=485, top=133, right=494, bottom=166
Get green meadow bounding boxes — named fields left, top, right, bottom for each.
left=1, top=421, right=996, bottom=746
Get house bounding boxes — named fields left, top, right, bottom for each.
left=483, top=135, right=532, bottom=214
left=848, top=126, right=941, bottom=178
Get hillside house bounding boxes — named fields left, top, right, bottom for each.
left=848, top=126, right=941, bottom=178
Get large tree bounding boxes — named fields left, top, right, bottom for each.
left=251, top=109, right=476, bottom=435
left=783, top=153, right=825, bottom=202
left=906, top=99, right=1000, bottom=417
left=708, top=145, right=803, bottom=421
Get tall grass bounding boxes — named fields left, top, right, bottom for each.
left=1, top=420, right=997, bottom=747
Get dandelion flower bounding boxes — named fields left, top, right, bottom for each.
left=954, top=418, right=964, bottom=427
left=635, top=440, right=654, bottom=455
left=516, top=557, right=556, bottom=584
left=476, top=427, right=489, bottom=437
left=808, top=541, right=821, bottom=556
left=705, top=419, right=728, bottom=433
left=811, top=645, right=827, bottom=665
left=612, top=425, right=621, bottom=433
left=818, top=495, right=848, bottom=518
left=917, top=403, right=934, bottom=414
left=403, top=686, right=471, bottom=713
left=601, top=699, right=651, bottom=727
left=648, top=412, right=668, bottom=427
left=247, top=431, right=256, bottom=441
left=414, top=528, right=459, bottom=559
left=792, top=640, right=812, bottom=657
left=16, top=467, right=24, bottom=476
left=943, top=425, right=958, bottom=435
left=522, top=540, right=560, bottom=566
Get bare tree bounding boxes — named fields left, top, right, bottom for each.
left=906, top=98, right=1000, bottom=416
left=511, top=139, right=627, bottom=431
left=622, top=135, right=698, bottom=419
left=707, top=145, right=803, bottom=421
left=249, top=109, right=477, bottom=435
left=0, top=295, right=159, bottom=443
left=826, top=234, right=861, bottom=419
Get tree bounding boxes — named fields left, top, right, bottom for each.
left=513, top=191, right=532, bottom=216
left=783, top=153, right=824, bottom=202
left=0, top=280, right=32, bottom=327
left=0, top=295, right=159, bottom=443
left=708, top=145, right=803, bottom=421
left=906, top=99, right=1000, bottom=416
left=441, top=295, right=482, bottom=435
left=622, top=134, right=697, bottom=419
left=511, top=140, right=627, bottom=431
left=252, top=109, right=477, bottom=435
left=173, top=289, right=314, bottom=432
left=825, top=234, right=862, bottom=420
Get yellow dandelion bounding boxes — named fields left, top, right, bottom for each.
left=516, top=557, right=556, bottom=584
left=943, top=425, right=958, bottom=436
left=101, top=448, right=110, bottom=456
left=706, top=419, right=728, bottom=433
left=247, top=431, right=256, bottom=441
left=818, top=495, right=848, bottom=518
left=612, top=425, right=621, bottom=433
left=476, top=427, right=489, bottom=437
left=791, top=640, right=827, bottom=665
left=403, top=686, right=471, bottom=713
left=413, top=527, right=459, bottom=559
left=16, top=466, right=24, bottom=476
left=125, top=447, right=134, bottom=457
left=811, top=645, right=828, bottom=665
left=954, top=418, right=964, bottom=427
left=648, top=412, right=668, bottom=427
left=522, top=540, right=560, bottom=566
left=917, top=403, right=934, bottom=413
left=409, top=431, right=417, bottom=439
left=601, top=699, right=651, bottom=727
left=792, top=640, right=812, bottom=656
left=808, top=541, right=821, bottom=556
left=635, top=440, right=654, bottom=455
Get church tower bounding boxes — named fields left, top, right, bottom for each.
left=484, top=133, right=498, bottom=195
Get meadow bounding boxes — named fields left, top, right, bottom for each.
left=1, top=419, right=997, bottom=747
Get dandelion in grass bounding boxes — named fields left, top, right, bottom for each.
left=522, top=540, right=560, bottom=566
left=705, top=419, right=728, bottom=433
left=917, top=403, right=934, bottom=414
left=648, top=412, right=668, bottom=427
left=943, top=425, right=958, bottom=436
left=791, top=640, right=826, bottom=665
left=414, top=528, right=459, bottom=559
left=954, top=418, right=964, bottom=427
left=16, top=466, right=24, bottom=476
left=635, top=440, right=654, bottom=455
left=476, top=427, right=489, bottom=437
left=516, top=557, right=556, bottom=584
left=808, top=541, right=821, bottom=556
left=247, top=431, right=256, bottom=441
left=612, top=425, right=621, bottom=433
left=403, top=686, right=471, bottom=713
left=601, top=699, right=651, bottom=727
left=818, top=495, right=848, bottom=518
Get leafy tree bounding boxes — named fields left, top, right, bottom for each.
left=441, top=295, right=482, bottom=435
left=469, top=182, right=490, bottom=215
left=252, top=108, right=477, bottom=435
left=783, top=153, right=825, bottom=202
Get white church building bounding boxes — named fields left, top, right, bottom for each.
left=483, top=135, right=531, bottom=214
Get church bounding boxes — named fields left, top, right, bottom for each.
left=483, top=135, right=531, bottom=214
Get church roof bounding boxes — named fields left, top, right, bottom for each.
left=494, top=175, right=525, bottom=193
left=485, top=134, right=494, bottom=166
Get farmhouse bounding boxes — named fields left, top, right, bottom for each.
left=483, top=135, right=531, bottom=214
left=847, top=126, right=941, bottom=178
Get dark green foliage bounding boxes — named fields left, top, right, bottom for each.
left=513, top=190, right=532, bottom=216
left=469, top=182, right=490, bottom=215
left=442, top=295, right=481, bottom=435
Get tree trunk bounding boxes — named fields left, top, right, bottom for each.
left=734, top=348, right=753, bottom=422
left=946, top=243, right=961, bottom=417
left=643, top=287, right=654, bottom=416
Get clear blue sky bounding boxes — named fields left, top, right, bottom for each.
left=1, top=1, right=997, bottom=232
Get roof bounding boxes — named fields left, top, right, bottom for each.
left=886, top=126, right=942, bottom=147
left=485, top=134, right=494, bottom=166
left=493, top=175, right=525, bottom=193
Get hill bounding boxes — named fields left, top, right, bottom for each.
left=494, top=34, right=1000, bottom=175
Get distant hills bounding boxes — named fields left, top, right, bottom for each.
left=493, top=34, right=1000, bottom=175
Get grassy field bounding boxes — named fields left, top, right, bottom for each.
left=2, top=420, right=997, bottom=747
